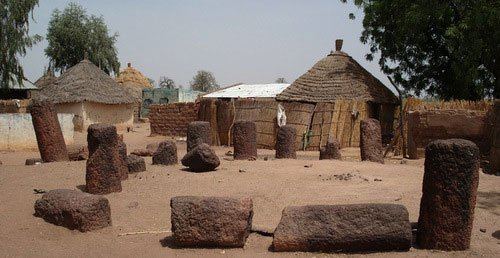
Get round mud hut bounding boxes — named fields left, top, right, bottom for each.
left=37, top=59, right=137, bottom=132
left=115, top=62, right=153, bottom=121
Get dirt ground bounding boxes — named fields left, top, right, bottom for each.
left=0, top=123, right=499, bottom=257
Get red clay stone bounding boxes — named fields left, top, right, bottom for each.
left=417, top=139, right=480, bottom=250
left=181, top=143, right=220, bottom=172
left=29, top=100, right=68, bottom=162
left=152, top=141, right=178, bottom=165
left=275, top=125, right=296, bottom=159
left=233, top=121, right=257, bottom=160
left=187, top=121, right=211, bottom=152
left=319, top=137, right=341, bottom=160
left=360, top=118, right=384, bottom=163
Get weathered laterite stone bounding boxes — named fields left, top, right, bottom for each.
left=319, top=138, right=342, bottom=160
left=275, top=125, right=296, bottom=159
left=34, top=189, right=111, bottom=232
left=152, top=141, right=178, bottom=165
left=417, top=139, right=480, bottom=251
left=360, top=118, right=384, bottom=163
left=489, top=99, right=500, bottom=175
left=187, top=121, right=211, bottom=152
left=233, top=121, right=257, bottom=160
left=272, top=204, right=412, bottom=253
left=126, top=154, right=146, bottom=173
left=67, top=144, right=89, bottom=161
left=29, top=99, right=69, bottom=162
left=85, top=124, right=125, bottom=194
left=181, top=143, right=220, bottom=172
left=170, top=196, right=253, bottom=248
left=25, top=158, right=43, bottom=165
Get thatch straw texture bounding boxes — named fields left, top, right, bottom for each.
left=276, top=51, right=398, bottom=104
left=115, top=63, right=152, bottom=89
left=34, top=74, right=57, bottom=90
left=38, top=59, right=136, bottom=104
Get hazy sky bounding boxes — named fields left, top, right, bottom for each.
left=22, top=0, right=394, bottom=91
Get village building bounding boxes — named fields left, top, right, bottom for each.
left=115, top=62, right=153, bottom=121
left=0, top=79, right=38, bottom=100
left=37, top=59, right=137, bottom=131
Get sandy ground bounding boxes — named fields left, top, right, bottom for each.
left=0, top=123, right=499, bottom=258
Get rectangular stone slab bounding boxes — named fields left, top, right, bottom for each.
left=272, top=203, right=411, bottom=253
left=170, top=196, right=253, bottom=248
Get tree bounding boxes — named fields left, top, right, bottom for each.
left=275, top=77, right=287, bottom=83
left=159, top=76, right=176, bottom=89
left=0, top=0, right=42, bottom=89
left=190, top=70, right=219, bottom=92
left=45, top=3, right=119, bottom=75
left=340, top=0, right=500, bottom=100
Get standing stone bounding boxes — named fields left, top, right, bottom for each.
left=181, top=143, right=220, bottom=172
left=417, top=139, right=480, bottom=250
left=67, top=144, right=89, bottom=161
left=34, top=189, right=111, bottom=232
left=490, top=99, right=500, bottom=175
left=275, top=125, right=296, bottom=159
left=319, top=137, right=342, bottom=160
left=85, top=124, right=125, bottom=194
left=360, top=118, right=384, bottom=163
left=170, top=196, right=253, bottom=248
left=29, top=100, right=68, bottom=162
left=152, top=141, right=178, bottom=165
left=272, top=204, right=412, bottom=253
left=126, top=154, right=146, bottom=173
left=187, top=121, right=211, bottom=152
left=233, top=121, right=257, bottom=160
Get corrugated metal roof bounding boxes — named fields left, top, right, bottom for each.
left=203, top=83, right=290, bottom=98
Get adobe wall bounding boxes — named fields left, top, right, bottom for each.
left=0, top=100, right=30, bottom=113
left=83, top=102, right=134, bottom=132
left=407, top=109, right=490, bottom=158
left=0, top=113, right=74, bottom=150
left=149, top=102, right=199, bottom=137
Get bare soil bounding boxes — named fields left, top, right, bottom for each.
left=0, top=123, right=499, bottom=257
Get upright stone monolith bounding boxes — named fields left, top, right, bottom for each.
left=360, top=118, right=384, bottom=163
left=29, top=99, right=68, bottom=162
left=187, top=121, right=211, bottom=152
left=417, top=139, right=480, bottom=250
left=233, top=121, right=257, bottom=160
left=490, top=99, right=500, bottom=175
left=85, top=124, right=125, bottom=194
left=275, top=125, right=296, bottom=159
left=319, top=137, right=341, bottom=160
left=152, top=141, right=178, bottom=165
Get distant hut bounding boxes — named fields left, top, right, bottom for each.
left=115, top=62, right=153, bottom=121
left=37, top=59, right=137, bottom=131
left=0, top=79, right=38, bottom=100
left=34, top=70, right=57, bottom=90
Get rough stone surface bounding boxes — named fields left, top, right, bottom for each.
left=85, top=124, right=125, bottom=194
left=233, top=121, right=257, bottom=160
left=131, top=149, right=151, bottom=157
left=417, top=139, right=480, bottom=251
left=272, top=203, right=412, bottom=253
left=25, top=158, right=43, bottom=165
left=29, top=100, right=69, bottom=162
left=187, top=121, right=211, bottom=152
left=360, top=118, right=384, bottom=163
left=181, top=143, right=220, bottom=172
left=490, top=100, right=500, bottom=175
left=152, top=141, right=178, bottom=165
left=146, top=142, right=160, bottom=155
left=126, top=154, right=146, bottom=173
left=319, top=138, right=342, bottom=160
left=275, top=125, right=296, bottom=159
left=117, top=140, right=129, bottom=178
left=67, top=145, right=89, bottom=161
left=34, top=189, right=111, bottom=232
left=170, top=196, right=253, bottom=248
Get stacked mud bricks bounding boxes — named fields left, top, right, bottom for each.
left=29, top=100, right=68, bottom=162
left=149, top=102, right=198, bottom=136
left=86, top=124, right=128, bottom=194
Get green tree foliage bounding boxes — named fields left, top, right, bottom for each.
left=341, top=0, right=500, bottom=100
left=190, top=70, right=219, bottom=92
left=45, top=3, right=119, bottom=75
left=0, top=0, right=42, bottom=89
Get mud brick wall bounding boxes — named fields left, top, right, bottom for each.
left=149, top=102, right=199, bottom=137
left=407, top=109, right=490, bottom=158
left=0, top=100, right=30, bottom=113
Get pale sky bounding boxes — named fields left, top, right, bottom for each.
left=22, top=0, right=395, bottom=92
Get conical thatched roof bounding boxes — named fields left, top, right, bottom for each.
left=34, top=73, right=57, bottom=90
left=115, top=62, right=152, bottom=89
left=38, top=59, right=136, bottom=104
left=276, top=40, right=398, bottom=104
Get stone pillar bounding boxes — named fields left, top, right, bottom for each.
left=86, top=124, right=126, bottom=194
left=319, top=137, right=341, bottom=160
left=152, top=141, right=178, bottom=165
left=417, top=139, right=480, bottom=250
left=187, top=121, right=211, bottom=152
left=407, top=112, right=419, bottom=159
left=29, top=99, right=68, bottom=162
left=490, top=100, right=500, bottom=175
left=233, top=121, right=257, bottom=160
left=275, top=125, right=296, bottom=159
left=360, top=118, right=384, bottom=163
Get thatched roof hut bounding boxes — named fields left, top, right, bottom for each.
left=276, top=40, right=398, bottom=104
left=115, top=62, right=152, bottom=90
left=34, top=73, right=57, bottom=90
